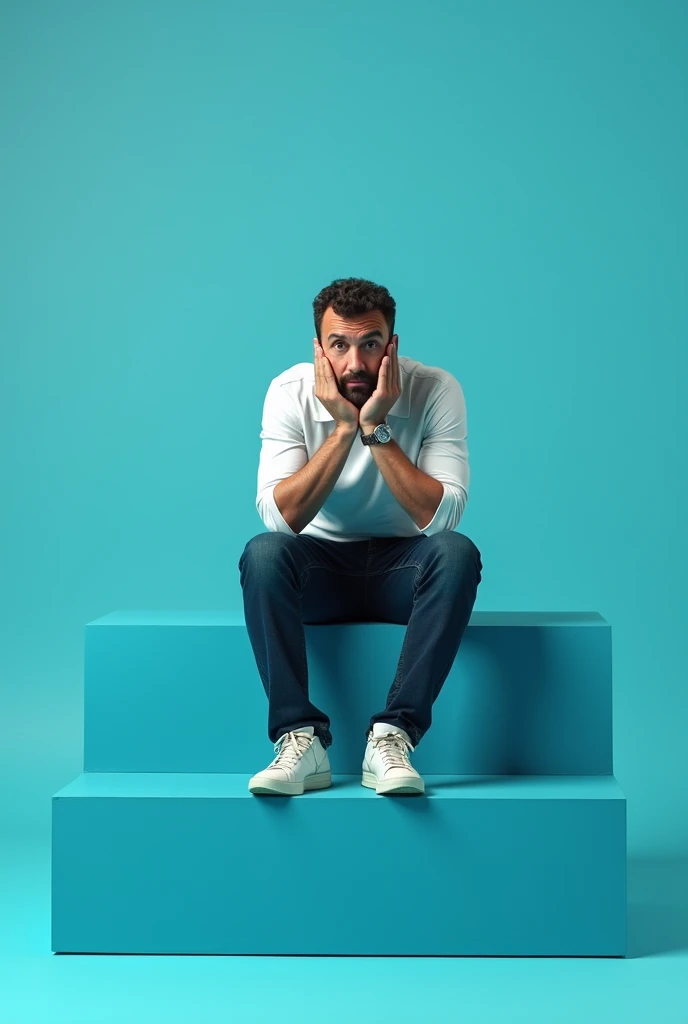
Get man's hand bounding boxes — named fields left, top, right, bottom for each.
left=313, top=339, right=360, bottom=430
left=359, top=341, right=401, bottom=431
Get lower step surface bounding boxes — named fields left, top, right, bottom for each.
left=52, top=772, right=627, bottom=956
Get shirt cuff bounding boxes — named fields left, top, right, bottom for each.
left=418, top=483, right=466, bottom=535
left=258, top=486, right=299, bottom=536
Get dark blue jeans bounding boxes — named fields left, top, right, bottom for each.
left=238, top=530, right=483, bottom=750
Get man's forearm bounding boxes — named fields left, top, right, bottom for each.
left=363, top=433, right=444, bottom=530
left=273, top=423, right=358, bottom=534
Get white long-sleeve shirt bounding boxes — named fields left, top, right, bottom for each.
left=255, top=354, right=470, bottom=542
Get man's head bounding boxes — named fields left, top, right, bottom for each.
left=312, top=277, right=398, bottom=409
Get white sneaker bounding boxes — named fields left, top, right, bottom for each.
left=362, top=723, right=425, bottom=795
left=248, top=726, right=332, bottom=796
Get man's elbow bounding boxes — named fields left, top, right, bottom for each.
left=256, top=490, right=300, bottom=537
left=419, top=484, right=467, bottom=535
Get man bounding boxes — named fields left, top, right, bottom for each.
left=239, top=277, right=483, bottom=797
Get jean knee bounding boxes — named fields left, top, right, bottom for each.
left=426, top=531, right=482, bottom=579
left=429, top=530, right=479, bottom=559
left=238, top=532, right=295, bottom=574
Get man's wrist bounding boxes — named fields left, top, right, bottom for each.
left=360, top=421, right=383, bottom=435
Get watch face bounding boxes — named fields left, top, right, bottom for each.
left=376, top=423, right=391, bottom=442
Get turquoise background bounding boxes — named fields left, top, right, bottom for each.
left=3, top=2, right=688, bottom=1018
left=2, top=0, right=687, bottom=872
left=2, top=0, right=683, bottom=856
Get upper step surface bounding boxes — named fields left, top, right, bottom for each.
left=83, top=610, right=613, bottom=775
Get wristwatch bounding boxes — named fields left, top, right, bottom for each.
left=360, top=421, right=393, bottom=446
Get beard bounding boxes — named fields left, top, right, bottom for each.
left=339, top=375, right=375, bottom=408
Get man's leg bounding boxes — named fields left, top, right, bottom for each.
left=238, top=532, right=368, bottom=750
left=363, top=531, right=483, bottom=747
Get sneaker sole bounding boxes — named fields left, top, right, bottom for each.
left=361, top=770, right=425, bottom=795
left=248, top=770, right=332, bottom=796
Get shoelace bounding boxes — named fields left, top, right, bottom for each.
left=371, top=732, right=416, bottom=770
left=269, top=731, right=313, bottom=770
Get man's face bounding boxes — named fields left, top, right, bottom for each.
left=316, top=306, right=398, bottom=410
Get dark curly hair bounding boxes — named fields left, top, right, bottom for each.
left=313, top=277, right=396, bottom=344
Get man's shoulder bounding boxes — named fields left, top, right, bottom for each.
left=400, top=355, right=456, bottom=385
left=270, top=362, right=314, bottom=386
left=264, top=362, right=314, bottom=407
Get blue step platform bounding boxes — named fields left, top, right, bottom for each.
left=82, top=611, right=613, bottom=775
left=52, top=610, right=627, bottom=956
